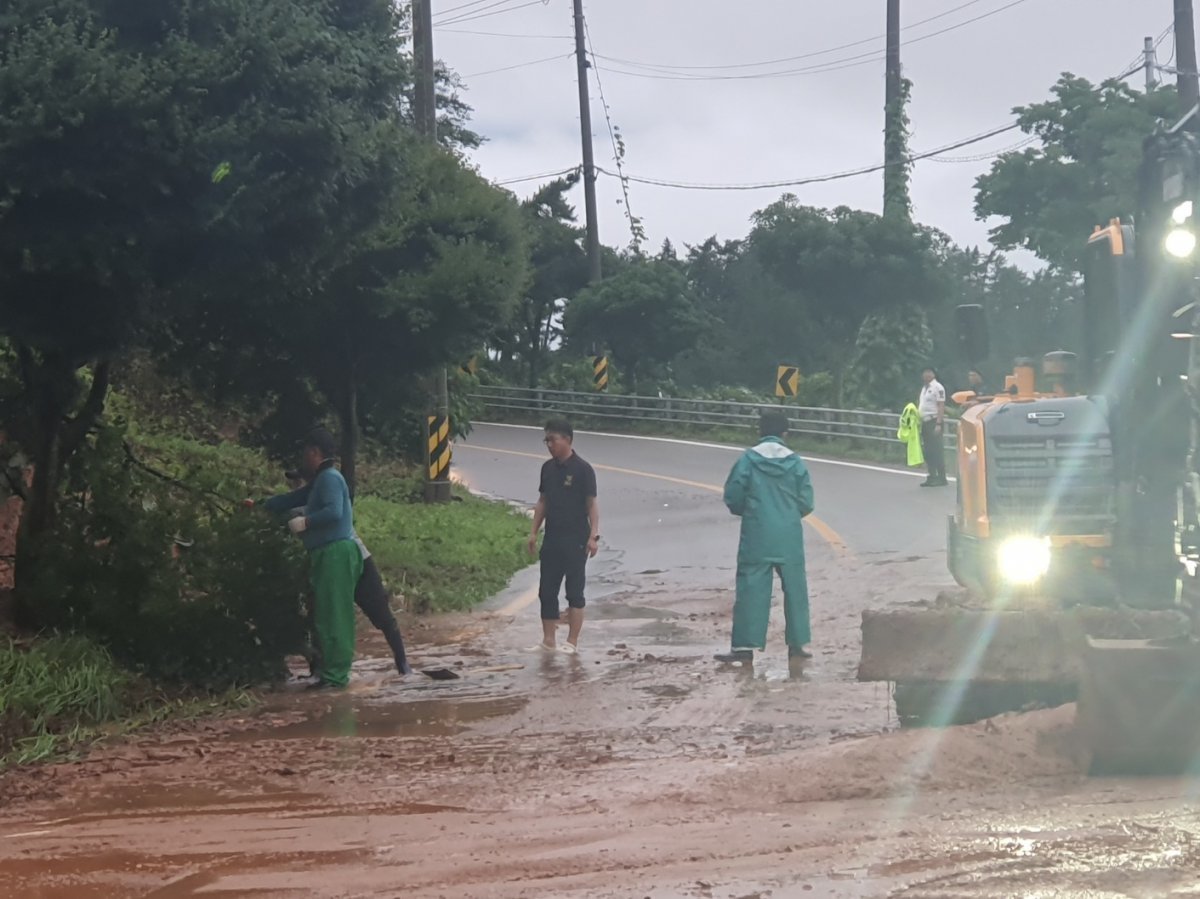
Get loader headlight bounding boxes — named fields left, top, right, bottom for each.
left=1166, top=202, right=1197, bottom=258
left=1166, top=228, right=1197, bottom=259
left=996, top=536, right=1052, bottom=585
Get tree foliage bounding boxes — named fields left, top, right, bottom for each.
left=498, top=175, right=589, bottom=389
left=975, top=75, right=1177, bottom=272
left=0, top=0, right=411, bottom=580
left=565, top=259, right=708, bottom=392
left=742, top=199, right=949, bottom=403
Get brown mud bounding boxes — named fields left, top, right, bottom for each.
left=3, top=563, right=1200, bottom=898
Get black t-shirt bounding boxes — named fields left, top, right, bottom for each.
left=539, top=452, right=597, bottom=545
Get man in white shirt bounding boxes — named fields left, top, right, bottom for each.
left=918, top=367, right=948, bottom=487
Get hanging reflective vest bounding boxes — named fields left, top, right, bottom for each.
left=897, top=403, right=925, bottom=467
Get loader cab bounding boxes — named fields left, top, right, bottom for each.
left=947, top=303, right=1115, bottom=604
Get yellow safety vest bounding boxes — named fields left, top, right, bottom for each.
left=897, top=403, right=925, bottom=467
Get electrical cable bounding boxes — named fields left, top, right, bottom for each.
left=594, top=0, right=1035, bottom=82
left=435, top=0, right=549, bottom=28
left=584, top=20, right=642, bottom=245
left=494, top=166, right=581, bottom=186
left=462, top=52, right=572, bottom=78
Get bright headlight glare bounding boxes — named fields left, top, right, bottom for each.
left=997, top=536, right=1052, bottom=585
left=1173, top=200, right=1195, bottom=224
left=1166, top=228, right=1197, bottom=259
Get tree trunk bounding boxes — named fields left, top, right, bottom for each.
left=12, top=352, right=111, bottom=624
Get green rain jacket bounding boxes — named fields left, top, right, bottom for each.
left=723, top=436, right=814, bottom=564
left=897, top=402, right=925, bottom=467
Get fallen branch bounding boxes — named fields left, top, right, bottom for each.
left=120, top=441, right=235, bottom=513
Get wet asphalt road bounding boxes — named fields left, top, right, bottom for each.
left=455, top=422, right=958, bottom=597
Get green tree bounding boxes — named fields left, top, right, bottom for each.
left=565, top=259, right=708, bottom=392
left=975, top=75, right=1177, bottom=273
left=0, top=0, right=408, bottom=601
left=168, top=138, right=529, bottom=492
left=497, top=175, right=589, bottom=389
left=746, top=199, right=949, bottom=405
left=847, top=305, right=933, bottom=411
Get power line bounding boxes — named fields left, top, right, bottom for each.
left=595, top=124, right=1024, bottom=192
left=926, top=135, right=1039, bottom=163
left=440, top=27, right=572, bottom=39
left=435, top=0, right=502, bottom=17
left=494, top=166, right=580, bottom=186
left=435, top=0, right=549, bottom=28
left=594, top=0, right=996, bottom=73
left=595, top=0, right=1035, bottom=82
left=584, top=21, right=642, bottom=247
left=587, top=43, right=1160, bottom=193
left=462, top=52, right=572, bottom=78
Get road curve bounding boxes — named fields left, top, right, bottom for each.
left=455, top=422, right=957, bottom=598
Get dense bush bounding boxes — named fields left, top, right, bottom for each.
left=23, top=425, right=308, bottom=688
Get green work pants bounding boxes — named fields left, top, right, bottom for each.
left=731, top=561, right=810, bottom=651
left=309, top=539, right=363, bottom=687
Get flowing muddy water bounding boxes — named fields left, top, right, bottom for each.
left=4, top=555, right=1200, bottom=896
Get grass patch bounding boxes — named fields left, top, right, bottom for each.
left=355, top=487, right=530, bottom=613
left=0, top=634, right=253, bottom=771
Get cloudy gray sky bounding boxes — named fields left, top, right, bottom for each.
left=432, top=0, right=1174, bottom=259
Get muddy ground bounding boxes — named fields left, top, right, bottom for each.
left=4, top=556, right=1200, bottom=899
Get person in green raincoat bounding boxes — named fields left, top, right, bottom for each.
left=715, top=410, right=815, bottom=664
left=262, top=428, right=362, bottom=689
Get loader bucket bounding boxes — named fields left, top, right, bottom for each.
left=1078, top=636, right=1200, bottom=775
left=859, top=604, right=1191, bottom=727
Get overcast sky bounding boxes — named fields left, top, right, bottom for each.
left=432, top=0, right=1175, bottom=260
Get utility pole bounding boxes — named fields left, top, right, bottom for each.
left=414, top=0, right=452, bottom=503
left=882, top=0, right=907, bottom=221
left=413, top=0, right=437, bottom=137
left=573, top=0, right=602, bottom=282
left=1177, top=0, right=1200, bottom=118
left=1146, top=36, right=1159, bottom=91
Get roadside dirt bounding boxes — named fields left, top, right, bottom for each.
left=4, top=556, right=1200, bottom=898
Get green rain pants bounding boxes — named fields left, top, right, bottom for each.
left=731, top=561, right=811, bottom=651
left=309, top=539, right=363, bottom=687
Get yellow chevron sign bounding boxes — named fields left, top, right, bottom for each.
left=775, top=365, right=800, bottom=398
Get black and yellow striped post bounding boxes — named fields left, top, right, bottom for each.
left=426, top=414, right=451, bottom=483
left=592, top=355, right=609, bottom=392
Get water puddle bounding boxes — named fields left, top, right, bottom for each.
left=236, top=694, right=529, bottom=741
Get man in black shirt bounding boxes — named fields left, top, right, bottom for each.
left=527, top=418, right=600, bottom=654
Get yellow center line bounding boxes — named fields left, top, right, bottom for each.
left=456, top=443, right=850, bottom=559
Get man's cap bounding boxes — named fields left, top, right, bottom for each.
left=303, top=427, right=337, bottom=457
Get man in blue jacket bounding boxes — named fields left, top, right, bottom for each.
left=275, top=468, right=411, bottom=677
left=263, top=428, right=361, bottom=688
left=716, top=410, right=815, bottom=664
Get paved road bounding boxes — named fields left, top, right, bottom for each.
left=455, top=422, right=958, bottom=601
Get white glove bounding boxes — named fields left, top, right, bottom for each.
left=287, top=516, right=307, bottom=535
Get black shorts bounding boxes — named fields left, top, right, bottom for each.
left=538, top=541, right=588, bottom=620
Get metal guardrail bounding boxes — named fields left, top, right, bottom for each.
left=470, top=385, right=957, bottom=465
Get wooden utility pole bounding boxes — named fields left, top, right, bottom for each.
left=573, top=0, right=602, bottom=282
left=1177, top=0, right=1200, bottom=117
left=413, top=0, right=438, bottom=138
left=414, top=0, right=452, bottom=503
left=882, top=0, right=908, bottom=220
